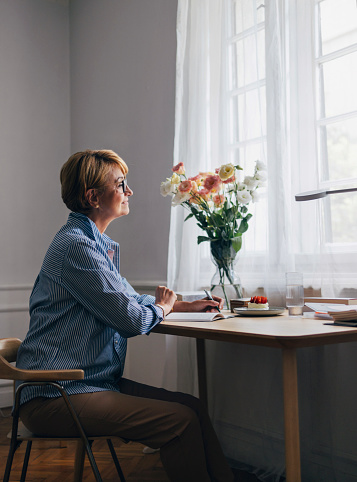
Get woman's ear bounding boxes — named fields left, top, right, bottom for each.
left=86, top=189, right=100, bottom=209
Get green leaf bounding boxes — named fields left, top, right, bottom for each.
left=197, top=236, right=212, bottom=245
left=235, top=164, right=243, bottom=171
left=232, top=235, right=242, bottom=253
left=224, top=207, right=235, bottom=223
left=197, top=214, right=208, bottom=227
left=204, top=227, right=215, bottom=238
left=238, top=218, right=249, bottom=234
left=240, top=205, right=248, bottom=214
left=211, top=212, right=225, bottom=227
left=184, top=213, right=195, bottom=221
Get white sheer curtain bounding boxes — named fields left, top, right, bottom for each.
left=167, top=0, right=296, bottom=306
left=165, top=0, right=227, bottom=398
left=168, top=0, right=357, bottom=306
left=167, top=0, right=226, bottom=294
left=164, top=0, right=357, bottom=479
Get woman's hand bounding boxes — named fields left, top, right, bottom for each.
left=155, top=286, right=177, bottom=316
left=173, top=295, right=224, bottom=313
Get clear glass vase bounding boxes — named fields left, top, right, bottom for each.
left=210, top=240, right=243, bottom=309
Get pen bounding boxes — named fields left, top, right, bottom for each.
left=204, top=289, right=222, bottom=313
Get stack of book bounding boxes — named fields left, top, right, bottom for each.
left=230, top=298, right=250, bottom=312
left=305, top=297, right=357, bottom=305
left=326, top=310, right=357, bottom=325
left=305, top=299, right=357, bottom=325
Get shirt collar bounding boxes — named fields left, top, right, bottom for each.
left=67, top=212, right=118, bottom=251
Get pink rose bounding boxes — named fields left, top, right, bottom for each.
left=197, top=188, right=211, bottom=202
left=172, top=162, right=185, bottom=175
left=203, top=174, right=222, bottom=192
left=178, top=180, right=197, bottom=193
left=188, top=174, right=201, bottom=182
left=213, top=194, right=225, bottom=206
left=199, top=171, right=213, bottom=181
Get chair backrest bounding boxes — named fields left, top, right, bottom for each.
left=0, top=338, right=22, bottom=363
left=0, top=338, right=23, bottom=381
left=0, top=337, right=84, bottom=382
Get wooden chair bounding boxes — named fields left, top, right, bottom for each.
left=0, top=337, right=126, bottom=482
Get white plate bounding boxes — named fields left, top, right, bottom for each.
left=234, top=307, right=285, bottom=316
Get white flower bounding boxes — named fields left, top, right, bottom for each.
left=160, top=179, right=174, bottom=197
left=243, top=176, right=258, bottom=190
left=236, top=181, right=248, bottom=191
left=172, top=190, right=191, bottom=206
left=236, top=190, right=252, bottom=204
left=170, top=173, right=181, bottom=185
left=160, top=173, right=183, bottom=197
left=255, top=160, right=267, bottom=171
left=251, top=190, right=260, bottom=203
left=254, top=170, right=267, bottom=187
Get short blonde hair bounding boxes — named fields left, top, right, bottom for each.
left=60, top=149, right=128, bottom=214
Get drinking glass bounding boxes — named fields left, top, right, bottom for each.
left=286, top=272, right=304, bottom=316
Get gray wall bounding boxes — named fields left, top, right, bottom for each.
left=69, top=0, right=176, bottom=285
left=0, top=0, right=70, bottom=287
left=0, top=0, right=177, bottom=404
left=0, top=0, right=71, bottom=393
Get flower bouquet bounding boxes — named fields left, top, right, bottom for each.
left=160, top=161, right=267, bottom=306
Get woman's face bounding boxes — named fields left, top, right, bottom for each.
left=97, top=166, right=133, bottom=224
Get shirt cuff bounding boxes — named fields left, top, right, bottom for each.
left=155, top=304, right=166, bottom=319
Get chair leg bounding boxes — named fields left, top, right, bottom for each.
left=20, top=441, right=32, bottom=482
left=74, top=440, right=86, bottom=482
left=81, top=439, right=102, bottom=482
left=3, top=440, right=21, bottom=482
left=107, top=439, right=126, bottom=482
left=3, top=424, right=23, bottom=482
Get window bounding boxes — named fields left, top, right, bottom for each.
left=315, top=0, right=357, bottom=245
left=226, top=0, right=357, bottom=255
left=170, top=0, right=357, bottom=296
left=226, top=0, right=267, bottom=254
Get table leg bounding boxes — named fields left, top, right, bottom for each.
left=196, top=338, right=208, bottom=408
left=282, top=347, right=301, bottom=482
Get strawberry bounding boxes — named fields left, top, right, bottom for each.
left=250, top=295, right=268, bottom=304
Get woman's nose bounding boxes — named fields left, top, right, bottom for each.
left=125, top=185, right=133, bottom=196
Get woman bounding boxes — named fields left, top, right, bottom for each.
left=16, top=149, right=234, bottom=482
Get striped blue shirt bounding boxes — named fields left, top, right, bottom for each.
left=16, top=212, right=164, bottom=405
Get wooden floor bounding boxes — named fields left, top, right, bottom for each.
left=0, top=407, right=260, bottom=481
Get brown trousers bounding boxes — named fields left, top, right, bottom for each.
left=20, top=378, right=234, bottom=482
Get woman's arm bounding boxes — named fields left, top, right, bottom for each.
left=172, top=295, right=224, bottom=313
left=62, top=239, right=165, bottom=337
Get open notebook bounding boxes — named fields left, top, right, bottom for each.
left=165, top=312, right=237, bottom=322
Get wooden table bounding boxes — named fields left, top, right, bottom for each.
left=152, top=311, right=357, bottom=482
